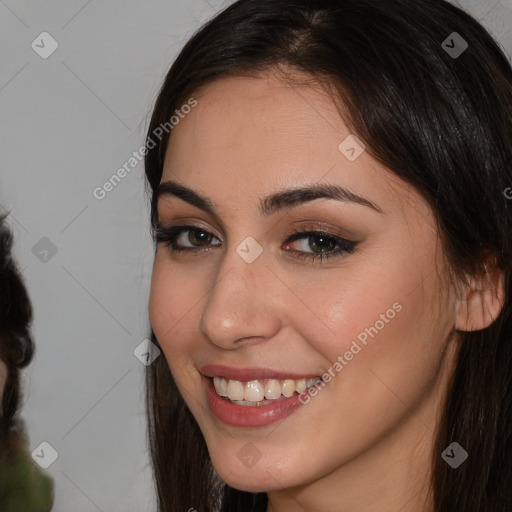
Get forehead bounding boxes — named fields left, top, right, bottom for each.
left=166, top=71, right=342, bottom=168
left=161, top=71, right=429, bottom=221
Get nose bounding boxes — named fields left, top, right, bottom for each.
left=199, top=241, right=282, bottom=350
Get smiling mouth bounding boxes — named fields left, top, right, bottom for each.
left=212, top=376, right=323, bottom=406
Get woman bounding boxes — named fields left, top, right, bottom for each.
left=144, top=0, right=512, bottom=510
left=0, top=213, right=54, bottom=511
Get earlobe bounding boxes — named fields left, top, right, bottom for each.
left=455, top=258, right=506, bottom=332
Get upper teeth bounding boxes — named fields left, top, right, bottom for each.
left=213, top=376, right=322, bottom=402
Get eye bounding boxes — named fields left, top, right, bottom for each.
left=154, top=223, right=359, bottom=263
left=283, top=225, right=359, bottom=262
left=154, top=224, right=221, bottom=253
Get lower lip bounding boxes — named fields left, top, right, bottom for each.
left=204, top=376, right=306, bottom=427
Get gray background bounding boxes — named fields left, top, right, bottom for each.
left=0, top=1, right=511, bottom=510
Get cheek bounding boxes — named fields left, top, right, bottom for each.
left=297, top=244, right=449, bottom=404
left=149, top=257, right=207, bottom=404
left=290, top=261, right=414, bottom=368
left=149, top=254, right=201, bottom=356
left=318, top=236, right=445, bottom=352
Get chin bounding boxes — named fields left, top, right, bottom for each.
left=217, top=468, right=282, bottom=493
left=209, top=450, right=302, bottom=493
left=223, top=477, right=271, bottom=493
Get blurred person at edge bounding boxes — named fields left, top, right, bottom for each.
left=0, top=213, right=54, bottom=511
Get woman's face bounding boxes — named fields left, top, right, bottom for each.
left=149, top=70, right=460, bottom=499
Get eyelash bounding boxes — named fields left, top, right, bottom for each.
left=153, top=224, right=359, bottom=263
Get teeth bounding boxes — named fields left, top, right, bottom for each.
left=264, top=379, right=282, bottom=399
left=213, top=375, right=322, bottom=403
left=226, top=379, right=244, bottom=401
left=215, top=377, right=228, bottom=397
left=295, top=379, right=307, bottom=394
left=244, top=380, right=264, bottom=401
left=281, top=379, right=295, bottom=397
left=306, top=378, right=321, bottom=388
left=231, top=399, right=266, bottom=407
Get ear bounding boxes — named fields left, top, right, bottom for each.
left=455, top=256, right=506, bottom=331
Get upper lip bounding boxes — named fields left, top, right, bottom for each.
left=199, top=364, right=321, bottom=382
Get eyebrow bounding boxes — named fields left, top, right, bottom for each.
left=156, top=179, right=383, bottom=217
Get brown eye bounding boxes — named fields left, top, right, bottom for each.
left=186, top=228, right=214, bottom=247
left=154, top=224, right=221, bottom=251
left=284, top=227, right=359, bottom=262
left=154, top=224, right=359, bottom=263
left=309, top=234, right=338, bottom=253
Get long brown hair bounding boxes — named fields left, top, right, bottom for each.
left=144, top=1, right=512, bottom=510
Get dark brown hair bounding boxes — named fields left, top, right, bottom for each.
left=0, top=213, right=35, bottom=459
left=144, top=0, right=512, bottom=510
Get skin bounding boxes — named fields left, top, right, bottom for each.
left=149, top=69, right=504, bottom=512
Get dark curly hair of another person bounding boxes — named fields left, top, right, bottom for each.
left=0, top=212, right=35, bottom=458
